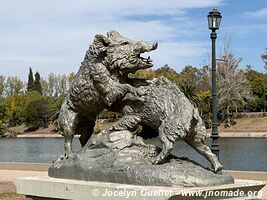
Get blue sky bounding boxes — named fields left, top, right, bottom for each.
left=0, top=0, right=266, bottom=81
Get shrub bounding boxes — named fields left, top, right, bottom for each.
left=1, top=94, right=27, bottom=126
left=24, top=98, right=50, bottom=129
left=0, top=121, right=5, bottom=137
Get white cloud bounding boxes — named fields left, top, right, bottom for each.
left=150, top=42, right=209, bottom=71
left=245, top=7, right=267, bottom=18
left=0, top=0, right=223, bottom=79
left=223, top=24, right=267, bottom=36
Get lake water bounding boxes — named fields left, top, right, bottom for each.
left=0, top=137, right=266, bottom=171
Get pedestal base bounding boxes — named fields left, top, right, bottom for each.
left=14, top=176, right=265, bottom=200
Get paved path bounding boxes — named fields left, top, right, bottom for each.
left=0, top=170, right=48, bottom=199
left=0, top=170, right=47, bottom=182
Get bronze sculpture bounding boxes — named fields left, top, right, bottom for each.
left=50, top=31, right=233, bottom=187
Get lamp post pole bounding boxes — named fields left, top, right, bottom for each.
left=207, top=8, right=222, bottom=158
left=210, top=30, right=220, bottom=158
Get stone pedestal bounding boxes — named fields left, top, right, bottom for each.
left=14, top=176, right=265, bottom=200
left=49, top=138, right=234, bottom=187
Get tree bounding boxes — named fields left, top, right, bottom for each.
left=179, top=84, right=198, bottom=106
left=0, top=75, right=5, bottom=97
left=261, top=49, right=267, bottom=112
left=245, top=66, right=266, bottom=112
left=34, top=71, right=42, bottom=94
left=203, top=41, right=253, bottom=121
left=261, top=48, right=267, bottom=69
left=178, top=66, right=203, bottom=106
left=27, top=67, right=34, bottom=92
left=58, top=74, right=68, bottom=96
left=196, top=91, right=212, bottom=128
left=4, top=76, right=24, bottom=96
left=155, top=64, right=179, bottom=84
left=14, top=77, right=24, bottom=95
left=2, top=94, right=27, bottom=126
left=179, top=65, right=202, bottom=88
left=46, top=73, right=55, bottom=97
left=129, top=69, right=155, bottom=80
left=0, top=119, right=6, bottom=137
left=24, top=97, right=50, bottom=129
left=40, top=78, right=49, bottom=96
left=68, top=72, right=75, bottom=83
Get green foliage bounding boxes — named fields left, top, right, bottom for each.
left=27, top=67, right=34, bottom=92
left=68, top=72, right=76, bottom=83
left=245, top=69, right=265, bottom=96
left=224, top=118, right=236, bottom=128
left=24, top=97, right=50, bottom=129
left=0, top=71, right=74, bottom=129
left=46, top=95, right=65, bottom=117
left=262, top=48, right=267, bottom=69
left=0, top=99, right=6, bottom=120
left=179, top=84, right=198, bottom=106
left=155, top=64, right=179, bottom=84
left=2, top=94, right=27, bottom=126
left=244, top=67, right=266, bottom=112
left=0, top=120, right=5, bottom=137
left=196, top=91, right=211, bottom=113
left=0, top=75, right=5, bottom=97
left=129, top=69, right=155, bottom=80
left=179, top=65, right=203, bottom=87
left=0, top=91, right=45, bottom=127
left=244, top=96, right=265, bottom=112
left=34, top=71, right=42, bottom=94
left=196, top=91, right=211, bottom=128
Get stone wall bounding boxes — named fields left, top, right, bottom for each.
left=233, top=112, right=267, bottom=119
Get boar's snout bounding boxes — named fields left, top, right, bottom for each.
left=152, top=42, right=158, bottom=50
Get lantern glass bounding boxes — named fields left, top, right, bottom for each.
left=216, top=16, right=221, bottom=28
left=207, top=8, right=222, bottom=30
left=208, top=15, right=213, bottom=29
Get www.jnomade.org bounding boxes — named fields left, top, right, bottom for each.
left=182, top=189, right=262, bottom=198
left=92, top=188, right=262, bottom=198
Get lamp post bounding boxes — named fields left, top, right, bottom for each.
left=207, top=8, right=222, bottom=158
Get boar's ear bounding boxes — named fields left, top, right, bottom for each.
left=107, top=31, right=122, bottom=41
left=107, top=30, right=120, bottom=37
left=93, top=34, right=111, bottom=54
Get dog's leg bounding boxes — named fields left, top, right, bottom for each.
left=100, top=115, right=141, bottom=135
left=185, top=135, right=223, bottom=173
left=75, top=115, right=95, bottom=147
left=151, top=119, right=175, bottom=164
left=104, top=83, right=137, bottom=106
left=58, top=99, right=77, bottom=159
left=99, top=115, right=155, bottom=150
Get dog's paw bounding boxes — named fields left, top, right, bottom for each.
left=214, top=164, right=224, bottom=174
left=59, top=152, right=76, bottom=160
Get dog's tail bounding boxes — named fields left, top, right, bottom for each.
left=192, top=108, right=200, bottom=123
left=192, top=108, right=206, bottom=136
